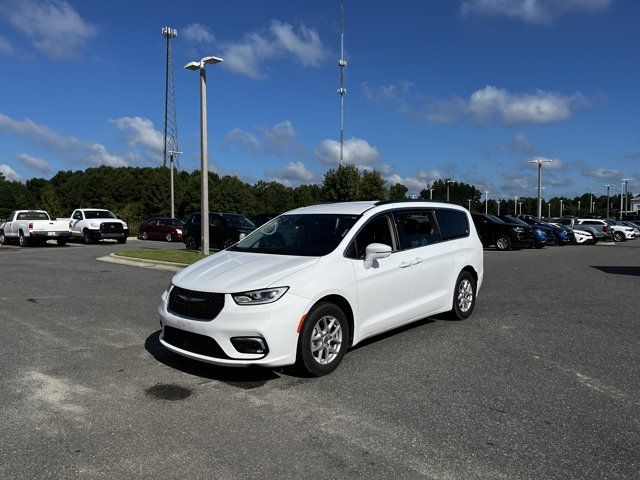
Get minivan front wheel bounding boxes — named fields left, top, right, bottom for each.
left=447, top=271, right=477, bottom=320
left=296, top=302, right=349, bottom=377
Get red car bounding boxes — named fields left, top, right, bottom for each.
left=139, top=218, right=185, bottom=242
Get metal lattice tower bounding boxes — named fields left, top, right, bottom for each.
left=337, top=0, right=347, bottom=164
left=162, top=27, right=179, bottom=168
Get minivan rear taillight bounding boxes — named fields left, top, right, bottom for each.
left=603, top=225, right=609, bottom=233
left=28, top=222, right=33, bottom=230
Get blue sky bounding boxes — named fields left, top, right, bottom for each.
left=0, top=0, right=638, bottom=198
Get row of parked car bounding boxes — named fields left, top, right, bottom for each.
left=471, top=213, right=640, bottom=251
left=0, top=209, right=129, bottom=247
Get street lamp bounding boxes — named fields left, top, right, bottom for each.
left=604, top=184, right=611, bottom=219
left=497, top=199, right=501, bottom=216
left=530, top=157, right=553, bottom=220
left=467, top=198, right=471, bottom=211
left=514, top=196, right=518, bottom=215
left=547, top=203, right=551, bottom=218
left=577, top=200, right=581, bottom=216
left=484, top=191, right=489, bottom=214
left=168, top=150, right=182, bottom=219
left=185, top=55, right=223, bottom=255
left=429, top=187, right=434, bottom=200
left=518, top=201, right=523, bottom=215
left=560, top=199, right=564, bottom=217
left=446, top=180, right=453, bottom=202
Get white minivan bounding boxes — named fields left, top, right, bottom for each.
left=158, top=201, right=483, bottom=376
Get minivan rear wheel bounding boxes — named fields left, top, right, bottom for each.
left=447, top=271, right=476, bottom=320
left=296, top=302, right=349, bottom=377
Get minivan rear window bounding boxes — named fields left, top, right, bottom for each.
left=435, top=209, right=470, bottom=240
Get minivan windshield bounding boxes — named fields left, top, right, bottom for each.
left=229, top=214, right=359, bottom=256
left=84, top=210, right=117, bottom=219
left=222, top=214, right=255, bottom=229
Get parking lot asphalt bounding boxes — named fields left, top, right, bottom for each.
left=1, top=239, right=639, bottom=480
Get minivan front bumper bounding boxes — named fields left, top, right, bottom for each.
left=158, top=288, right=309, bottom=367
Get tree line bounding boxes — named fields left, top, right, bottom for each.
left=0, top=165, right=629, bottom=222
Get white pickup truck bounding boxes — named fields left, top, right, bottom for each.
left=0, top=210, right=71, bottom=247
left=67, top=208, right=129, bottom=244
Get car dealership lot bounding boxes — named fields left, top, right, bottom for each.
left=1, top=241, right=639, bottom=479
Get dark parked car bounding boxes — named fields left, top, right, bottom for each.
left=183, top=212, right=256, bottom=250
left=518, top=215, right=574, bottom=245
left=471, top=213, right=534, bottom=250
left=250, top=212, right=282, bottom=227
left=498, top=215, right=546, bottom=248
left=139, top=218, right=185, bottom=242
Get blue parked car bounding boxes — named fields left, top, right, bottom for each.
left=498, top=215, right=546, bottom=248
left=518, top=215, right=575, bottom=245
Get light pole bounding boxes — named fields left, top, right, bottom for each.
left=497, top=199, right=501, bottom=216
left=622, top=178, right=633, bottom=215
left=560, top=199, right=564, bottom=217
left=620, top=180, right=626, bottom=220
left=446, top=180, right=453, bottom=202
left=530, top=157, right=553, bottom=220
left=518, top=201, right=523, bottom=215
left=604, top=184, right=611, bottom=219
left=168, top=150, right=182, bottom=218
left=514, top=196, right=518, bottom=215
left=589, top=193, right=593, bottom=215
left=429, top=187, right=434, bottom=200
left=548, top=203, right=551, bottom=218
left=185, top=55, right=224, bottom=255
left=484, top=191, right=489, bottom=214
left=467, top=198, right=471, bottom=211
left=577, top=200, right=581, bottom=216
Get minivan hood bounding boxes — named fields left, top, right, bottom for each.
left=171, top=250, right=319, bottom=293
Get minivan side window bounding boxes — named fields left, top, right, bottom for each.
left=347, top=214, right=395, bottom=259
left=394, top=209, right=441, bottom=249
left=436, top=209, right=470, bottom=240
left=191, top=214, right=201, bottom=225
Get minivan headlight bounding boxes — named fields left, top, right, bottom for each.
left=512, top=226, right=524, bottom=233
left=232, top=287, right=288, bottom=305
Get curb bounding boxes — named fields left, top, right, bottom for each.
left=96, top=253, right=187, bottom=272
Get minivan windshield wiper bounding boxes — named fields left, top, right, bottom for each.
left=229, top=214, right=359, bottom=256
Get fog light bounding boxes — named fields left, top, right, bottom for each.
left=231, top=337, right=268, bottom=355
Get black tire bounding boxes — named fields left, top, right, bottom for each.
left=296, top=302, right=349, bottom=377
left=141, top=231, right=148, bottom=240
left=19, top=231, right=28, bottom=247
left=547, top=234, right=557, bottom=246
left=83, top=230, right=94, bottom=245
left=446, top=270, right=477, bottom=320
left=184, top=235, right=198, bottom=251
left=57, top=239, right=67, bottom=247
left=165, top=233, right=173, bottom=242
left=534, top=243, right=545, bottom=249
left=495, top=235, right=512, bottom=251
left=613, top=231, right=624, bottom=242
left=0, top=230, right=5, bottom=245
left=117, top=238, right=127, bottom=244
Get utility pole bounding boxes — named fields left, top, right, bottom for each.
left=168, top=150, right=182, bottom=218
left=337, top=0, right=347, bottom=164
left=604, top=184, right=611, bottom=219
left=185, top=56, right=223, bottom=255
left=162, top=27, right=178, bottom=168
left=529, top=157, right=553, bottom=220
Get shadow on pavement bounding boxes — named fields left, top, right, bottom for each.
left=350, top=317, right=436, bottom=351
left=144, top=330, right=281, bottom=389
left=592, top=266, right=640, bottom=277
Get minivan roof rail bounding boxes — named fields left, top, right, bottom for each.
left=374, top=199, right=444, bottom=206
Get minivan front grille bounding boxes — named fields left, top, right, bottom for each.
left=168, top=286, right=224, bottom=320
left=162, top=326, right=229, bottom=358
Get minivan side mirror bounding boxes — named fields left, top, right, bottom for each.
left=365, top=243, right=392, bottom=263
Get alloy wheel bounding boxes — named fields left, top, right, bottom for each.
left=496, top=236, right=509, bottom=250
left=310, top=315, right=343, bottom=365
left=141, top=231, right=148, bottom=240
left=166, top=233, right=172, bottom=242
left=0, top=231, right=4, bottom=245
left=457, top=279, right=474, bottom=313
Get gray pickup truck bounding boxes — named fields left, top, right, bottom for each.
left=557, top=217, right=611, bottom=241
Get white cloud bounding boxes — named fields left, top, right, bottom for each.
left=0, top=164, right=22, bottom=182
left=385, top=170, right=443, bottom=194
left=578, top=162, right=621, bottom=179
left=2, top=0, right=97, bottom=60
left=17, top=153, right=52, bottom=174
left=220, top=20, right=328, bottom=79
left=0, top=35, right=14, bottom=56
left=183, top=23, right=215, bottom=45
left=267, top=161, right=317, bottom=186
left=0, top=113, right=126, bottom=167
left=224, top=120, right=303, bottom=156
left=363, top=82, right=588, bottom=125
left=461, top=0, right=614, bottom=24
left=314, top=138, right=382, bottom=166
left=112, top=116, right=163, bottom=163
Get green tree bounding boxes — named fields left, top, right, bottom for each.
left=389, top=183, right=408, bottom=200
left=359, top=170, right=387, bottom=200
left=322, top=164, right=361, bottom=201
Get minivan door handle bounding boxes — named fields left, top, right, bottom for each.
left=399, top=261, right=413, bottom=269
left=412, top=258, right=424, bottom=265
